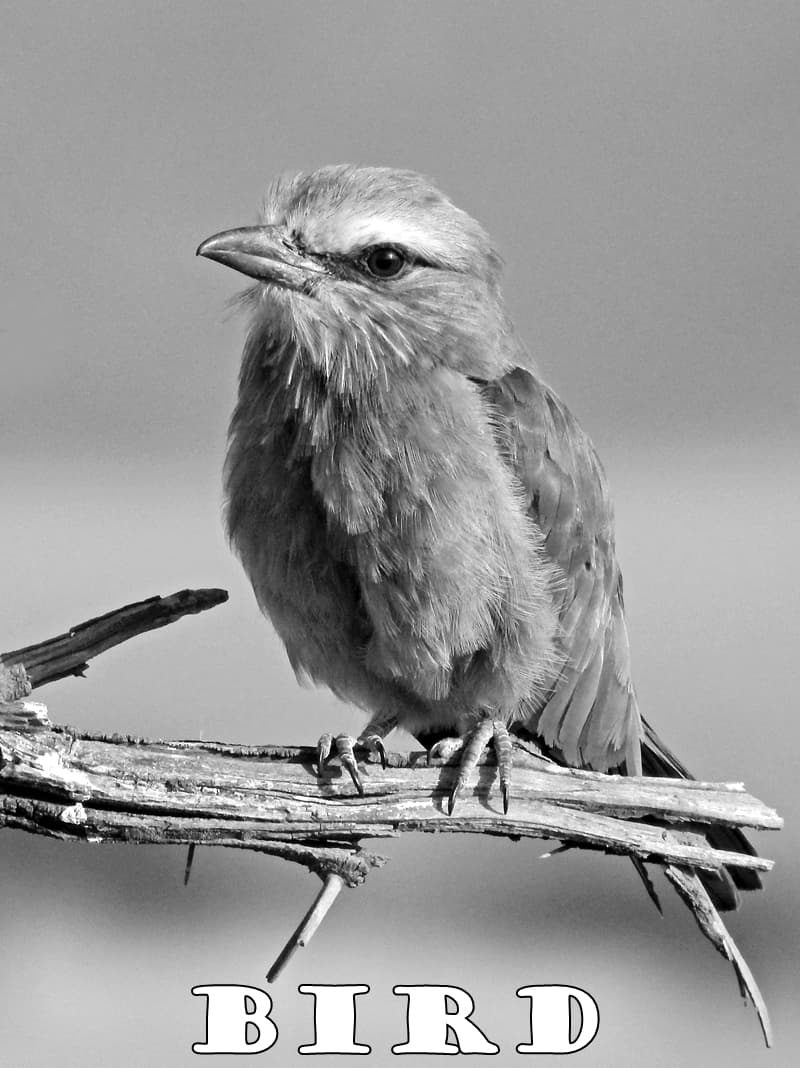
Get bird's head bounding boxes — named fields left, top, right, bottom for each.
left=198, top=165, right=519, bottom=391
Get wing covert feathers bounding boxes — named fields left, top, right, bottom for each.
left=485, top=367, right=642, bottom=772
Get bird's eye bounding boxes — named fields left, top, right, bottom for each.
left=364, top=246, right=407, bottom=279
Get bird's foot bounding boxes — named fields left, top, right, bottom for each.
left=315, top=731, right=388, bottom=796
left=428, top=718, right=513, bottom=816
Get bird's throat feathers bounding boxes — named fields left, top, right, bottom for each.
left=230, top=277, right=514, bottom=456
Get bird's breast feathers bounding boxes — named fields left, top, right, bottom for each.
left=225, top=352, right=562, bottom=725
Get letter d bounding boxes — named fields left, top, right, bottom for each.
left=516, top=985, right=599, bottom=1053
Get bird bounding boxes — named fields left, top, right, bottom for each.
left=197, top=164, right=759, bottom=910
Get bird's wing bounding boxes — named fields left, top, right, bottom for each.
left=481, top=366, right=642, bottom=773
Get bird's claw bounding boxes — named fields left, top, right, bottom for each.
left=492, top=721, right=513, bottom=815
left=359, top=732, right=388, bottom=770
left=335, top=734, right=364, bottom=795
left=316, top=732, right=334, bottom=774
left=427, top=736, right=465, bottom=766
left=315, top=731, right=388, bottom=795
left=432, top=719, right=514, bottom=816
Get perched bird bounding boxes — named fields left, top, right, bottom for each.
left=198, top=165, right=758, bottom=909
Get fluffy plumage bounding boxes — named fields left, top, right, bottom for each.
left=199, top=164, right=757, bottom=907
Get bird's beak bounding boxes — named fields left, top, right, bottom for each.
left=196, top=226, right=323, bottom=290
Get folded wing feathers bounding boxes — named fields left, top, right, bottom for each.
left=487, top=368, right=642, bottom=772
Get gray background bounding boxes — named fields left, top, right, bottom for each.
left=2, top=1, right=797, bottom=1064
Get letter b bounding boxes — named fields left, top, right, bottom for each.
left=192, top=984, right=278, bottom=1054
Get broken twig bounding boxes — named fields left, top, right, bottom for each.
left=0, top=587, right=228, bottom=693
left=267, top=874, right=346, bottom=983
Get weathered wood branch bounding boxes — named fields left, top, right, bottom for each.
left=0, top=697, right=781, bottom=1041
left=0, top=701, right=780, bottom=875
left=0, top=587, right=228, bottom=694
left=0, top=591, right=782, bottom=1044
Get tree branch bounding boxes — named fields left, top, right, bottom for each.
left=0, top=591, right=782, bottom=1044
left=0, top=700, right=780, bottom=869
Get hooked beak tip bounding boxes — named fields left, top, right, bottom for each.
left=196, top=232, right=230, bottom=261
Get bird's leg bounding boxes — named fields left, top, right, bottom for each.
left=315, top=712, right=395, bottom=795
left=429, top=718, right=514, bottom=816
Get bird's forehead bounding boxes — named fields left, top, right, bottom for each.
left=296, top=208, right=458, bottom=261
left=263, top=167, right=495, bottom=273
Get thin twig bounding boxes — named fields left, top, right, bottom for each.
left=266, top=874, right=345, bottom=982
left=183, top=843, right=197, bottom=886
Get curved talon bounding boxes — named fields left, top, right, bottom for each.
left=492, top=720, right=513, bottom=815
left=335, top=734, right=364, bottom=795
left=445, top=720, right=495, bottom=815
left=374, top=737, right=388, bottom=770
left=316, top=732, right=334, bottom=775
left=359, top=732, right=388, bottom=770
left=314, top=729, right=391, bottom=795
left=441, top=719, right=515, bottom=816
left=428, top=737, right=465, bottom=764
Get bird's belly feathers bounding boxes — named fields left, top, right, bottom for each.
left=225, top=436, right=368, bottom=693
left=225, top=372, right=562, bottom=728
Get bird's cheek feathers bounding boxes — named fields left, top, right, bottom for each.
left=255, top=277, right=519, bottom=386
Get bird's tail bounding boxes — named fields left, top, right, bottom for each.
left=639, top=717, right=762, bottom=911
